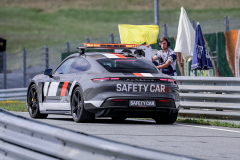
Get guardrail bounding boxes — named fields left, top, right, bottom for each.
left=1, top=76, right=240, bottom=119
left=174, top=76, right=240, bottom=119
left=0, top=88, right=27, bottom=101
left=0, top=108, right=194, bottom=160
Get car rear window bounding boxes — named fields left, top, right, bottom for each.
left=96, top=58, right=158, bottom=73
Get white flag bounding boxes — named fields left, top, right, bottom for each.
left=174, top=7, right=195, bottom=59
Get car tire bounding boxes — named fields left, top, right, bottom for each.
left=71, top=86, right=95, bottom=123
left=27, top=84, right=48, bottom=119
left=155, top=112, right=178, bottom=124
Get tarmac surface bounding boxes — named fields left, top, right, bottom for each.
left=14, top=112, right=240, bottom=160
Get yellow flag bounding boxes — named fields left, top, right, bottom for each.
left=118, top=24, right=159, bottom=45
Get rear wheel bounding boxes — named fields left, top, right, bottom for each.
left=27, top=84, right=48, bottom=119
left=155, top=112, right=178, bottom=124
left=71, top=87, right=95, bottom=123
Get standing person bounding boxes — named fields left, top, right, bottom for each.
left=152, top=37, right=177, bottom=76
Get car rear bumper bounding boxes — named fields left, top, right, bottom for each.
left=84, top=96, right=179, bottom=118
left=86, top=107, right=179, bottom=118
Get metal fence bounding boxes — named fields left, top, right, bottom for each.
left=175, top=76, right=240, bottom=120
left=1, top=16, right=240, bottom=89
left=160, top=16, right=238, bottom=38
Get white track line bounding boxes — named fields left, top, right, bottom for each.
left=177, top=124, right=240, bottom=133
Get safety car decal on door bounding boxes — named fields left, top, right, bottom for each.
left=56, top=82, right=72, bottom=96
left=44, top=81, right=72, bottom=96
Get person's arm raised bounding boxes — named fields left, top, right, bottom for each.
left=156, top=60, right=171, bottom=69
left=152, top=56, right=157, bottom=62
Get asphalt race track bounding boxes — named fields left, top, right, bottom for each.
left=15, top=112, right=240, bottom=160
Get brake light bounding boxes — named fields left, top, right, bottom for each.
left=159, top=78, right=177, bottom=84
left=92, top=78, right=120, bottom=81
left=160, top=78, right=168, bottom=81
left=92, top=78, right=109, bottom=81
left=159, top=100, right=171, bottom=102
left=111, top=78, right=120, bottom=80
left=168, top=79, right=177, bottom=84
left=112, top=99, right=126, bottom=101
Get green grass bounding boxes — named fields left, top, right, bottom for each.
left=1, top=7, right=240, bottom=53
left=136, top=117, right=240, bottom=128
left=177, top=117, right=240, bottom=128
left=0, top=101, right=28, bottom=112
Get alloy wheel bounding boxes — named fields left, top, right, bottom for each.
left=72, top=90, right=81, bottom=119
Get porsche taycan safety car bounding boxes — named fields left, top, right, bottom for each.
left=27, top=43, right=180, bottom=124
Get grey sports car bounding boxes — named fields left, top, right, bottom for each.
left=27, top=45, right=180, bottom=124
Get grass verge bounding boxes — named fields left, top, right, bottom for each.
left=136, top=117, right=240, bottom=128
left=0, top=101, right=27, bottom=112
left=177, top=117, right=240, bottom=128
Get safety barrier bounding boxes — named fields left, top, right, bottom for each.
left=0, top=108, right=194, bottom=160
left=0, top=88, right=27, bottom=101
left=175, top=76, right=240, bottom=119
left=1, top=76, right=240, bottom=119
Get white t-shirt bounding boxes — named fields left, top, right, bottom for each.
left=154, top=48, right=177, bottom=76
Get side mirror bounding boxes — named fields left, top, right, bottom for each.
left=44, top=69, right=52, bottom=77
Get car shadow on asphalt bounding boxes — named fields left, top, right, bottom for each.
left=46, top=117, right=174, bottom=125
left=93, top=118, right=156, bottom=125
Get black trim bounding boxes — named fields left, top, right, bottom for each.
left=85, top=105, right=179, bottom=118
left=46, top=82, right=51, bottom=97
left=101, top=97, right=175, bottom=108
left=66, top=82, right=72, bottom=96
left=56, top=82, right=64, bottom=96
left=46, top=96, right=60, bottom=100
left=41, top=110, right=71, bottom=115
left=123, top=73, right=135, bottom=76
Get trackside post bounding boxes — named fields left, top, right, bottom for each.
left=23, top=48, right=26, bottom=87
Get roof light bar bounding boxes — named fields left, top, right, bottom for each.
left=83, top=43, right=139, bottom=49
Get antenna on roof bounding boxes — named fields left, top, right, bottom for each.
left=135, top=48, right=145, bottom=56
left=77, top=47, right=85, bottom=55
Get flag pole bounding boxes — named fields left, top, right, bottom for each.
left=181, top=53, right=183, bottom=76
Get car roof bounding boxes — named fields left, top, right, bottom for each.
left=59, top=52, right=146, bottom=74
left=66, top=52, right=145, bottom=61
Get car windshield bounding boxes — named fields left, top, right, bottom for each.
left=96, top=58, right=158, bottom=73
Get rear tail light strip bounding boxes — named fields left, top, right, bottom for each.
left=92, top=78, right=177, bottom=84
left=160, top=78, right=177, bottom=84
left=92, top=78, right=120, bottom=81
left=159, top=100, right=171, bottom=102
